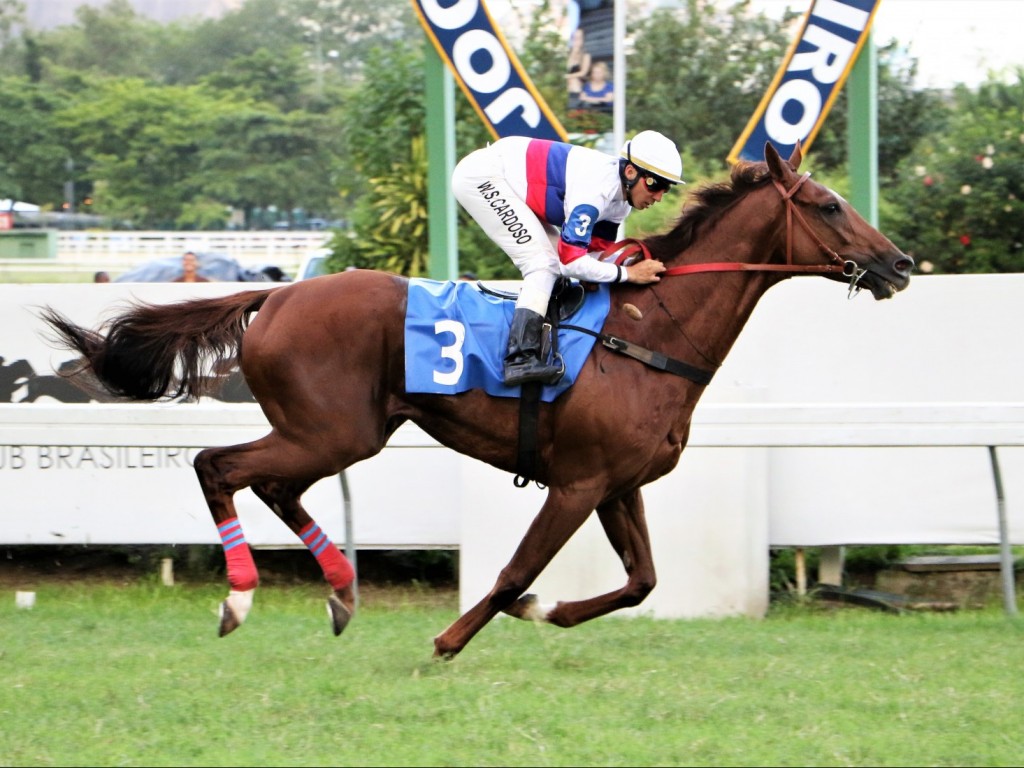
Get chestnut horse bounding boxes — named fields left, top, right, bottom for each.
left=39, top=144, right=912, bottom=659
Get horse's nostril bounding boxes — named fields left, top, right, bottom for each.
left=896, top=257, right=915, bottom=276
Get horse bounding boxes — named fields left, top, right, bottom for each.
left=38, top=143, right=913, bottom=659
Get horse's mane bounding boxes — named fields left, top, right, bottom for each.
left=642, top=160, right=771, bottom=261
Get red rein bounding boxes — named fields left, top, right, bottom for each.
left=601, top=173, right=853, bottom=279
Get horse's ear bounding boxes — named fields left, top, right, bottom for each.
left=764, top=142, right=787, bottom=181
left=764, top=141, right=803, bottom=178
left=789, top=141, right=803, bottom=170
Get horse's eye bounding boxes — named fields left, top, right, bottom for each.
left=821, top=201, right=842, bottom=216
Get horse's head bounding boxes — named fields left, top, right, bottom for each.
left=765, top=142, right=913, bottom=300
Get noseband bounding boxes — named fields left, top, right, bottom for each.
left=604, top=172, right=868, bottom=294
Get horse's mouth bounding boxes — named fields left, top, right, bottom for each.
left=863, top=274, right=900, bottom=300
left=846, top=254, right=914, bottom=301
left=861, top=268, right=912, bottom=300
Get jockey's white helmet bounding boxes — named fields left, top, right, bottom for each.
left=620, top=130, right=684, bottom=185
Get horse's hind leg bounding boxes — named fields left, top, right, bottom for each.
left=193, top=434, right=356, bottom=637
left=193, top=443, right=263, bottom=636
left=251, top=479, right=356, bottom=636
left=503, top=488, right=657, bottom=627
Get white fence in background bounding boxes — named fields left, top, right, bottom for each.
left=2, top=231, right=331, bottom=279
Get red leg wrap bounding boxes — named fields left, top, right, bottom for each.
left=316, top=546, right=355, bottom=591
left=224, top=543, right=259, bottom=591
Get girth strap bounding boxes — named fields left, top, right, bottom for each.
left=514, top=382, right=542, bottom=487
left=561, top=324, right=714, bottom=386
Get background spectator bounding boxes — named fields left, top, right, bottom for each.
left=565, top=28, right=591, bottom=111
left=580, top=60, right=613, bottom=112
left=173, top=251, right=211, bottom=283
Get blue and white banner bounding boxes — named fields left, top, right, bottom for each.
left=411, top=0, right=567, bottom=141
left=728, top=0, right=882, bottom=164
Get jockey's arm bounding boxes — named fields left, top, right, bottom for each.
left=557, top=239, right=664, bottom=285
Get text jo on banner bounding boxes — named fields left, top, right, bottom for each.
left=728, top=0, right=882, bottom=164
left=411, top=0, right=567, bottom=141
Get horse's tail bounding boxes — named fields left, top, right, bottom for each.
left=39, top=289, right=274, bottom=401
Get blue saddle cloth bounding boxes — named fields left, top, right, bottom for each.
left=404, top=279, right=611, bottom=402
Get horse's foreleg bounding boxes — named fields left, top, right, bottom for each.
left=432, top=488, right=598, bottom=660
left=507, top=488, right=657, bottom=628
left=251, top=480, right=356, bottom=636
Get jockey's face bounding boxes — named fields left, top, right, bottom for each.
left=625, top=165, right=672, bottom=210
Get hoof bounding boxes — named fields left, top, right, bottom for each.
left=218, top=589, right=254, bottom=637
left=327, top=594, right=352, bottom=636
left=432, top=637, right=459, bottom=661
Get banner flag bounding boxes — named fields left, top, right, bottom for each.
left=728, top=0, right=882, bottom=164
left=411, top=0, right=567, bottom=141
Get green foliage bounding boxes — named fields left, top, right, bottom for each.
left=628, top=1, right=796, bottom=172
left=0, top=76, right=71, bottom=207
left=328, top=135, right=429, bottom=275
left=515, top=0, right=569, bottom=122
left=564, top=107, right=613, bottom=136
left=54, top=78, right=227, bottom=227
left=41, top=0, right=164, bottom=80
left=0, top=0, right=1020, bottom=280
left=883, top=71, right=1024, bottom=273
left=809, top=40, right=946, bottom=176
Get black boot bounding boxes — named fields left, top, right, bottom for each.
left=503, top=308, right=564, bottom=386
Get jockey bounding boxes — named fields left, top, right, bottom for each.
left=452, top=130, right=683, bottom=387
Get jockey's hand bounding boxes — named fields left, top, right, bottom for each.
left=625, top=259, right=665, bottom=284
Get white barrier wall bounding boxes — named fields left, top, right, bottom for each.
left=724, top=274, right=1024, bottom=546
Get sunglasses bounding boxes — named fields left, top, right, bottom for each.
left=643, top=175, right=673, bottom=193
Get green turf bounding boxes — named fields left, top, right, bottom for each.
left=2, top=581, right=1023, bottom=766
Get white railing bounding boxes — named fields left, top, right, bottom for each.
left=1, top=231, right=332, bottom=279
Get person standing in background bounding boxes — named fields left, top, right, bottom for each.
left=173, top=251, right=210, bottom=283
left=580, top=60, right=614, bottom=111
left=565, top=27, right=591, bottom=111
left=93, top=271, right=110, bottom=283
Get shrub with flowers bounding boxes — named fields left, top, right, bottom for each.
left=885, top=74, right=1024, bottom=273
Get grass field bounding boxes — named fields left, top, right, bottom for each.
left=3, top=576, right=1024, bottom=767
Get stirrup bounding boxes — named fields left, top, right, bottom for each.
left=503, top=353, right=565, bottom=387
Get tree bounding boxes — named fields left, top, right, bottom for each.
left=196, top=105, right=344, bottom=228
left=329, top=135, right=429, bottom=275
left=0, top=76, right=72, bottom=207
left=807, top=39, right=945, bottom=177
left=39, top=0, right=163, bottom=80
left=884, top=70, right=1024, bottom=273
left=55, top=78, right=229, bottom=227
left=628, top=0, right=797, bottom=174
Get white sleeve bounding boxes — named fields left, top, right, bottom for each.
left=560, top=253, right=625, bottom=283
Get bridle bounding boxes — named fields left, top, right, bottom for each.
left=571, top=172, right=875, bottom=387
left=605, top=172, right=871, bottom=297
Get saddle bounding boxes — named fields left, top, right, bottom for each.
left=475, top=276, right=587, bottom=324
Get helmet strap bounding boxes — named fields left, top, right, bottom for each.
left=619, top=158, right=640, bottom=207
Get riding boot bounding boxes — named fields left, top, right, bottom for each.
left=503, top=308, right=564, bottom=387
